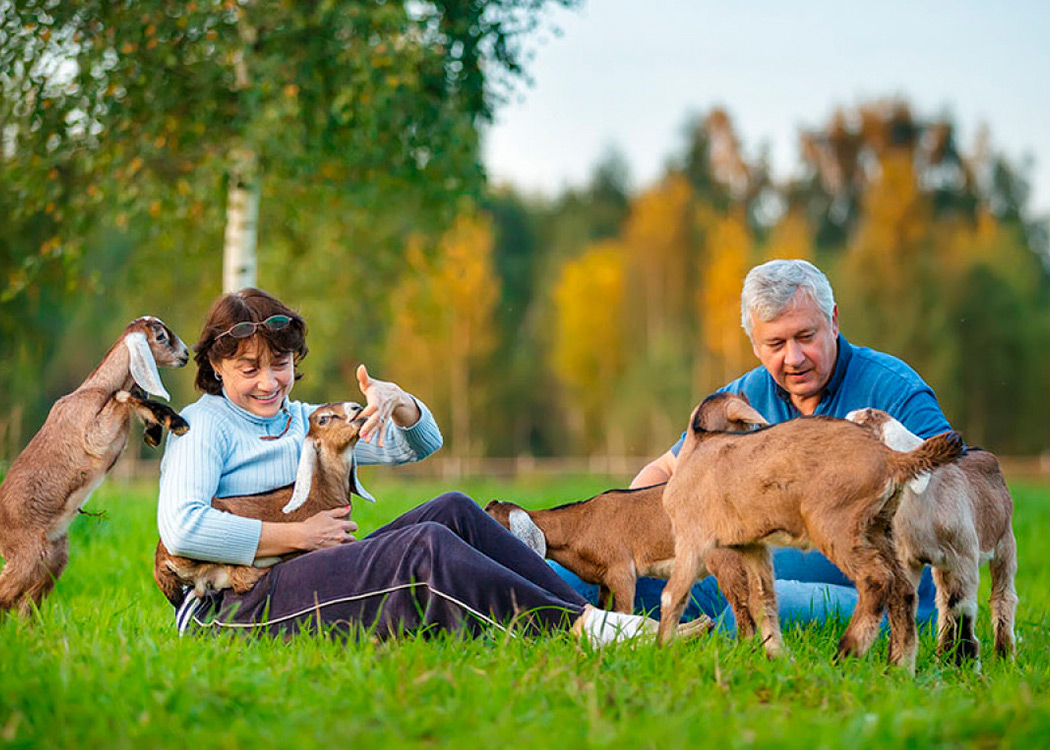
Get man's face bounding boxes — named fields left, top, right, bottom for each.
left=749, top=292, right=839, bottom=408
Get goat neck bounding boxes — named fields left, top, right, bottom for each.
left=306, top=440, right=356, bottom=511
left=78, top=332, right=137, bottom=395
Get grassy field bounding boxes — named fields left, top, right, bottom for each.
left=1, top=473, right=1049, bottom=749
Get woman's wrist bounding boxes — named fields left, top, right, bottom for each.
left=392, top=395, right=421, bottom=428
left=256, top=520, right=306, bottom=557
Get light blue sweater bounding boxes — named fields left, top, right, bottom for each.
left=157, top=392, right=443, bottom=565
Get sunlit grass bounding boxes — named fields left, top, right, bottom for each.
left=1, top=476, right=1048, bottom=748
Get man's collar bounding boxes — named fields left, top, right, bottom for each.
left=772, top=334, right=851, bottom=405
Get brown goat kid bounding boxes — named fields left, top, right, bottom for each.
left=847, top=408, right=1018, bottom=663
left=0, top=317, right=189, bottom=616
left=659, top=393, right=965, bottom=672
left=154, top=402, right=367, bottom=607
left=485, top=393, right=769, bottom=621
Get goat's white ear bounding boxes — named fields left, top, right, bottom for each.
left=508, top=509, right=547, bottom=558
left=283, top=438, right=318, bottom=514
left=346, top=455, right=376, bottom=503
left=126, top=331, right=170, bottom=401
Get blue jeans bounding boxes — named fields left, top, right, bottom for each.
left=548, top=547, right=937, bottom=633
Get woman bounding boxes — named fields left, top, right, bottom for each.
left=157, top=288, right=666, bottom=644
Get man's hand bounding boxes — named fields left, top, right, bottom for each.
left=356, top=364, right=421, bottom=446
left=629, top=450, right=677, bottom=488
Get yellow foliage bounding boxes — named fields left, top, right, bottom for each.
left=622, top=174, right=696, bottom=349
left=698, top=212, right=752, bottom=384
left=385, top=213, right=499, bottom=455
left=764, top=208, right=814, bottom=262
left=551, top=241, right=626, bottom=425
left=843, top=150, right=930, bottom=295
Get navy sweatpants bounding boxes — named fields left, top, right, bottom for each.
left=179, top=493, right=589, bottom=638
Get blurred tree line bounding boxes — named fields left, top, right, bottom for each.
left=1, top=4, right=1046, bottom=461
left=390, top=101, right=1050, bottom=459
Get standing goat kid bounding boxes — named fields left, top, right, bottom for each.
left=485, top=393, right=769, bottom=620
left=659, top=393, right=965, bottom=672
left=0, top=316, right=189, bottom=616
left=154, top=402, right=368, bottom=607
left=847, top=408, right=1017, bottom=663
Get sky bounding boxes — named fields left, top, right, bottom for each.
left=482, top=0, right=1050, bottom=219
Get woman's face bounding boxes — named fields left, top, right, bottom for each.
left=211, top=338, right=295, bottom=418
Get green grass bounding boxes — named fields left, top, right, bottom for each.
left=2, top=474, right=1049, bottom=749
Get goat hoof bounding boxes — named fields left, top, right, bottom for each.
left=143, top=423, right=163, bottom=447
left=169, top=416, right=190, bottom=435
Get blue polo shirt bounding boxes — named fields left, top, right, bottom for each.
left=671, top=334, right=952, bottom=455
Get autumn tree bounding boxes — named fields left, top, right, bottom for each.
left=550, top=241, right=627, bottom=454
left=696, top=209, right=753, bottom=391
left=1, top=0, right=574, bottom=290
left=385, top=211, right=499, bottom=457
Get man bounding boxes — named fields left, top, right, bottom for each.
left=555, top=259, right=951, bottom=628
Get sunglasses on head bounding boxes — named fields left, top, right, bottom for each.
left=216, top=314, right=293, bottom=340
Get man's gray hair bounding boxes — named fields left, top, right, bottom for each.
left=740, top=259, right=836, bottom=337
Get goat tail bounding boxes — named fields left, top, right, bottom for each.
left=889, top=430, right=965, bottom=483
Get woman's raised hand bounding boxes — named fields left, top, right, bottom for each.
left=356, top=364, right=420, bottom=446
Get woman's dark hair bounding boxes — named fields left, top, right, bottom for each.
left=193, top=288, right=309, bottom=395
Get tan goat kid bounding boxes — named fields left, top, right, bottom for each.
left=658, top=393, right=965, bottom=672
left=0, top=316, right=189, bottom=616
left=847, top=408, right=1017, bottom=663
left=485, top=393, right=770, bottom=624
left=154, top=402, right=368, bottom=607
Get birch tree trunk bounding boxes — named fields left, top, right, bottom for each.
left=222, top=16, right=258, bottom=294
left=222, top=147, right=260, bottom=293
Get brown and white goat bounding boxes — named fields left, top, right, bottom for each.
left=658, top=393, right=965, bottom=672
left=485, top=393, right=769, bottom=620
left=847, top=408, right=1018, bottom=662
left=0, top=317, right=189, bottom=616
left=154, top=402, right=368, bottom=607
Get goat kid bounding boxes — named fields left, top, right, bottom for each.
left=658, top=393, right=965, bottom=672
left=846, top=408, right=1018, bottom=663
left=0, top=316, right=189, bottom=616
left=485, top=393, right=769, bottom=625
left=154, top=402, right=368, bottom=607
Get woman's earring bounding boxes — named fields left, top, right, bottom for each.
left=215, top=372, right=222, bottom=381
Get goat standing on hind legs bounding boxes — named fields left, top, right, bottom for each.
left=0, top=316, right=189, bottom=617
left=657, top=393, right=965, bottom=673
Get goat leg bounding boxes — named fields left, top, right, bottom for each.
left=705, top=548, right=754, bottom=638
left=126, top=386, right=189, bottom=439
left=0, top=537, right=68, bottom=617
left=143, top=422, right=164, bottom=448
left=658, top=541, right=709, bottom=646
left=153, top=541, right=189, bottom=607
left=932, top=565, right=980, bottom=666
left=601, top=567, right=638, bottom=615
left=835, top=545, right=896, bottom=664
left=738, top=546, right=785, bottom=659
left=988, top=529, right=1018, bottom=659
left=227, top=565, right=270, bottom=594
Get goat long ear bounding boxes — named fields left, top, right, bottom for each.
left=508, top=509, right=547, bottom=558
left=725, top=399, right=768, bottom=428
left=126, top=331, right=170, bottom=401
left=282, top=438, right=318, bottom=514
